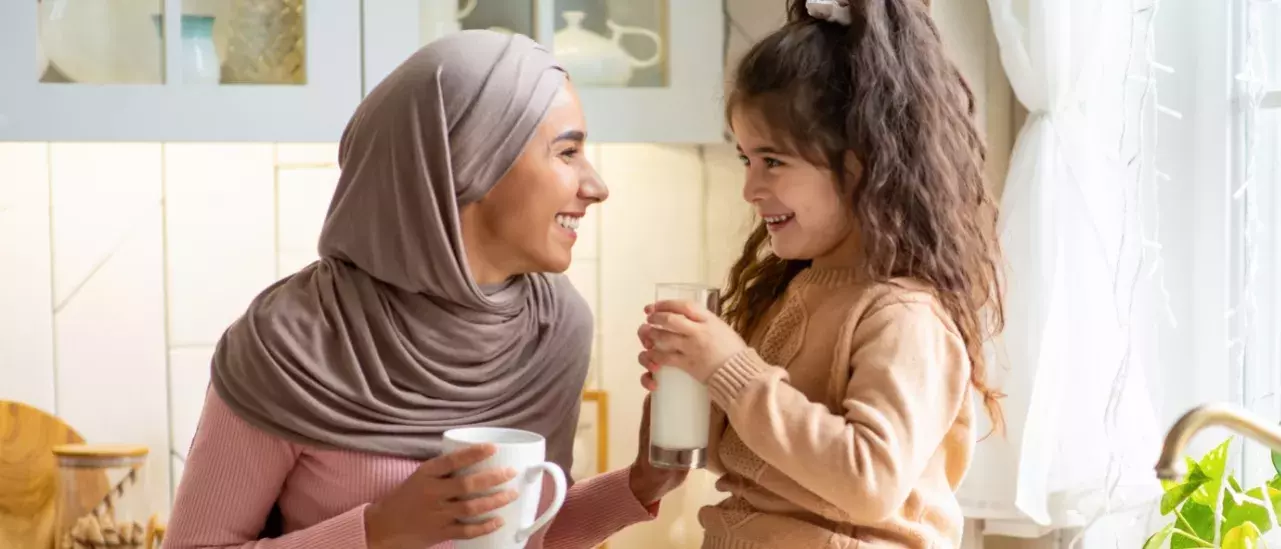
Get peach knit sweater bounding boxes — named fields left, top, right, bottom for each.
left=699, top=269, right=975, bottom=549
left=162, top=389, right=655, bottom=549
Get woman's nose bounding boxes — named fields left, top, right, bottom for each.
left=579, top=166, right=609, bottom=203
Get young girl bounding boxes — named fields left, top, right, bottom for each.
left=636, top=1, right=1005, bottom=547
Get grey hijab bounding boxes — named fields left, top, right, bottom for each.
left=209, top=30, right=591, bottom=472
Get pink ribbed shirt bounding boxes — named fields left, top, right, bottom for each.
left=163, top=390, right=655, bottom=548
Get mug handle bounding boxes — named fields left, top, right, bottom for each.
left=514, top=462, right=568, bottom=543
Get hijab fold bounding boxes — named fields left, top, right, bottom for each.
left=210, top=31, right=590, bottom=471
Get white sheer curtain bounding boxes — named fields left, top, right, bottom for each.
left=959, top=0, right=1164, bottom=538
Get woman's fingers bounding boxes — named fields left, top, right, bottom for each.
left=418, top=444, right=496, bottom=478
left=442, top=467, right=518, bottom=498
left=450, top=489, right=520, bottom=518
left=447, top=517, right=506, bottom=540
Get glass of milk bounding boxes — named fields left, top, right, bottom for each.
left=649, top=283, right=721, bottom=470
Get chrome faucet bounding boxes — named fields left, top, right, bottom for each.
left=1156, top=402, right=1281, bottom=480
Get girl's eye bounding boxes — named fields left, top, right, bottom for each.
left=559, top=147, right=580, bottom=160
left=739, top=155, right=785, bottom=168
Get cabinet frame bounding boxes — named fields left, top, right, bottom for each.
left=362, top=0, right=727, bottom=144
left=0, top=0, right=362, bottom=142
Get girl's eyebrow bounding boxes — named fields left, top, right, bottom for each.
left=735, top=144, right=787, bottom=155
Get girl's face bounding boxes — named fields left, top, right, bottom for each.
left=732, top=109, right=860, bottom=266
left=461, top=83, right=608, bottom=283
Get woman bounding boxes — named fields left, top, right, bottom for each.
left=163, top=30, right=684, bottom=549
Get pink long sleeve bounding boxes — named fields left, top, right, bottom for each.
left=163, top=390, right=653, bottom=549
left=162, top=391, right=369, bottom=549
left=540, top=468, right=656, bottom=548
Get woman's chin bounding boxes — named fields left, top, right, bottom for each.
left=533, top=249, right=573, bottom=274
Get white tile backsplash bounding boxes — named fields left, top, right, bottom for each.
left=51, top=202, right=170, bottom=514
left=277, top=166, right=341, bottom=275
left=163, top=144, right=277, bottom=346
left=50, top=144, right=163, bottom=306
left=0, top=144, right=56, bottom=412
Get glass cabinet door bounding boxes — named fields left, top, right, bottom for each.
left=2, top=0, right=360, bottom=142
left=36, top=0, right=307, bottom=86
left=362, top=0, right=721, bottom=143
left=539, top=0, right=668, bottom=89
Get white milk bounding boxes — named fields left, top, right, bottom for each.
left=648, top=283, right=719, bottom=469
left=651, top=366, right=711, bottom=449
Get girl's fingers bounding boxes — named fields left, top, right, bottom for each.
left=637, top=351, right=661, bottom=372
left=647, top=350, right=680, bottom=368
left=647, top=312, right=700, bottom=335
left=651, top=299, right=710, bottom=321
left=640, top=372, right=656, bottom=391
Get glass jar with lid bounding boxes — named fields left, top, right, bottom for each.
left=51, top=444, right=155, bottom=549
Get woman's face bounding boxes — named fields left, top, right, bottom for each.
left=461, top=83, right=607, bottom=283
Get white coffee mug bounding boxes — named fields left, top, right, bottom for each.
left=442, top=427, right=568, bottom=549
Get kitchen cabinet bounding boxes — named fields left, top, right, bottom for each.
left=0, top=0, right=362, bottom=142
left=363, top=0, right=726, bottom=144
left=0, top=0, right=723, bottom=144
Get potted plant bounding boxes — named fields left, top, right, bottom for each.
left=1147, top=438, right=1281, bottom=549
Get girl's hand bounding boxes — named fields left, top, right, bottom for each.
left=364, top=445, right=519, bottom=549
left=636, top=299, right=747, bottom=383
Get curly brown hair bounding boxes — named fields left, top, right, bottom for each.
left=720, top=0, right=1007, bottom=433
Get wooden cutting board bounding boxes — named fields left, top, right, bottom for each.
left=0, top=400, right=89, bottom=549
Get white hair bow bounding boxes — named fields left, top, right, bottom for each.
left=806, top=0, right=853, bottom=25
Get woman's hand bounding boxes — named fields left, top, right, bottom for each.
left=636, top=299, right=747, bottom=383
left=364, top=444, right=519, bottom=549
left=627, top=395, right=688, bottom=505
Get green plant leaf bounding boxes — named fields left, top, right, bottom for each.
left=1201, top=439, right=1233, bottom=478
left=1170, top=527, right=1215, bottom=549
left=1179, top=502, right=1217, bottom=545
left=1230, top=474, right=1246, bottom=494
left=1144, top=524, right=1176, bottom=549
left=1222, top=522, right=1263, bottom=549
left=1222, top=487, right=1274, bottom=535
left=1191, top=439, right=1234, bottom=509
left=1163, top=463, right=1212, bottom=515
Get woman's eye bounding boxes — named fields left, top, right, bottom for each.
left=738, top=154, right=750, bottom=166
left=763, top=157, right=783, bottom=168
left=560, top=147, right=580, bottom=160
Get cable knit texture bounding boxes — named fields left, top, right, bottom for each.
left=162, top=389, right=656, bottom=549
left=699, top=268, right=975, bottom=549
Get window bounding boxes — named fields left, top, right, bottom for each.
left=1233, top=0, right=1280, bottom=487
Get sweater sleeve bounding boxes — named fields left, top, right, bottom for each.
left=162, top=390, right=369, bottom=549
left=704, top=405, right=730, bottom=475
left=534, top=468, right=657, bottom=549
left=704, top=300, right=971, bottom=522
